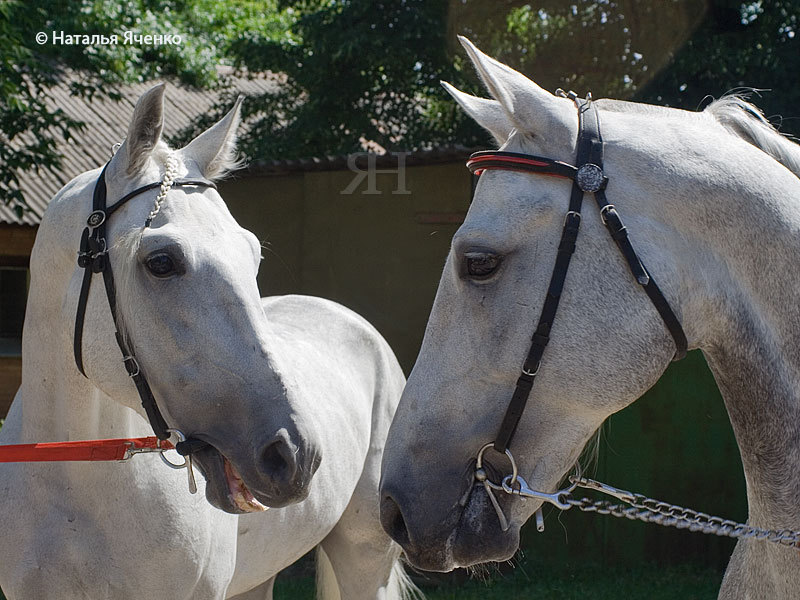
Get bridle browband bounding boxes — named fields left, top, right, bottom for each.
left=467, top=93, right=688, bottom=456
left=74, top=159, right=216, bottom=456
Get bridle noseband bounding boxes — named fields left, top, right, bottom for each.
left=467, top=93, right=687, bottom=459
left=74, top=157, right=217, bottom=458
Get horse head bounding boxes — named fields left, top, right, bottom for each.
left=73, top=84, right=322, bottom=512
left=379, top=38, right=699, bottom=571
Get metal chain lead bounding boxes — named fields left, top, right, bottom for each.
left=565, top=476, right=800, bottom=548
left=476, top=449, right=800, bottom=549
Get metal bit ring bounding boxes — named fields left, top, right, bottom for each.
left=160, top=428, right=189, bottom=470
left=475, top=442, right=519, bottom=490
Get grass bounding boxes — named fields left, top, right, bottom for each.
left=0, top=562, right=720, bottom=599
left=274, top=562, right=723, bottom=600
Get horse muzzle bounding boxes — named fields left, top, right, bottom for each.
left=192, top=429, right=322, bottom=513
left=380, top=480, right=520, bottom=571
left=250, top=427, right=322, bottom=507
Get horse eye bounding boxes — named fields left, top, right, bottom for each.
left=145, top=253, right=177, bottom=278
left=465, top=252, right=502, bottom=279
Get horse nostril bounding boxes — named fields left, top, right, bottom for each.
left=260, top=437, right=297, bottom=484
left=380, top=495, right=411, bottom=549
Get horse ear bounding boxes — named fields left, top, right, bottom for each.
left=180, top=96, right=244, bottom=179
left=115, top=83, right=166, bottom=177
left=457, top=36, right=575, bottom=141
left=441, top=81, right=513, bottom=145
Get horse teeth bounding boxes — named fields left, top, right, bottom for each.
left=223, top=457, right=267, bottom=512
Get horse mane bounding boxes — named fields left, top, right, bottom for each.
left=704, top=95, right=800, bottom=179
left=597, top=95, right=800, bottom=180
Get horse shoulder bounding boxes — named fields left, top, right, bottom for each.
left=260, top=294, right=404, bottom=385
left=260, top=294, right=405, bottom=453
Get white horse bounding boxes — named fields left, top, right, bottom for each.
left=0, top=83, right=413, bottom=600
left=380, top=37, right=800, bottom=598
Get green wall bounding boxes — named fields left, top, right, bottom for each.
left=524, top=351, right=746, bottom=570
left=221, top=162, right=470, bottom=371
left=221, top=163, right=745, bottom=570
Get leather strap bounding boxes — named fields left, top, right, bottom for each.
left=73, top=164, right=216, bottom=443
left=0, top=436, right=173, bottom=463
left=492, top=99, right=600, bottom=452
left=593, top=191, right=688, bottom=360
left=467, top=98, right=688, bottom=454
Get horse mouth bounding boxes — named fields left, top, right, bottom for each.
left=192, top=445, right=268, bottom=514
left=222, top=455, right=268, bottom=513
left=383, top=480, right=521, bottom=572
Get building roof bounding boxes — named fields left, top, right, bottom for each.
left=2, top=72, right=477, bottom=227
left=2, top=70, right=277, bottom=227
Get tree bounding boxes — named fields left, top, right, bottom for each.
left=6, top=0, right=799, bottom=216
left=1, top=0, right=287, bottom=215
left=181, top=0, right=487, bottom=161
left=1, top=1, right=82, bottom=218
left=639, top=0, right=800, bottom=137
left=449, top=0, right=708, bottom=100
left=185, top=0, right=715, bottom=160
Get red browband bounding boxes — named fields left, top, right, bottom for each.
left=466, top=151, right=578, bottom=179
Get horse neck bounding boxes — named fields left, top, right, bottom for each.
left=18, top=212, right=146, bottom=443
left=676, top=146, right=800, bottom=528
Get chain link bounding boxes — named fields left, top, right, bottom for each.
left=473, top=443, right=800, bottom=549
left=567, top=477, right=800, bottom=548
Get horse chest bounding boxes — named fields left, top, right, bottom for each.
left=0, top=460, right=237, bottom=599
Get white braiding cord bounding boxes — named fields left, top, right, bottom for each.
left=144, top=153, right=179, bottom=228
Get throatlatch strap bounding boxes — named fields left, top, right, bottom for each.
left=73, top=164, right=217, bottom=443
left=467, top=97, right=687, bottom=454
left=593, top=189, right=688, bottom=360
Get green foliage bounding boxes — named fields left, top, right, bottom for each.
left=1, top=0, right=287, bottom=213
left=0, top=1, right=83, bottom=218
left=182, top=0, right=488, bottom=161
left=491, top=2, right=641, bottom=97
left=640, top=0, right=800, bottom=137
left=5, top=0, right=800, bottom=214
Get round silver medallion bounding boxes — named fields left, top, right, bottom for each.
left=87, top=210, right=106, bottom=228
left=575, top=163, right=605, bottom=193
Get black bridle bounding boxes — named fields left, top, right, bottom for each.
left=467, top=94, right=688, bottom=455
left=74, top=161, right=216, bottom=455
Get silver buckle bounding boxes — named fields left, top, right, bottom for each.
left=160, top=429, right=198, bottom=494
left=599, top=203, right=616, bottom=225
left=522, top=361, right=541, bottom=377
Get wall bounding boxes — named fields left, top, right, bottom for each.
left=0, top=225, right=35, bottom=417
left=220, top=161, right=471, bottom=371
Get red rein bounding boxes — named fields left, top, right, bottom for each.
left=0, top=437, right=173, bottom=462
